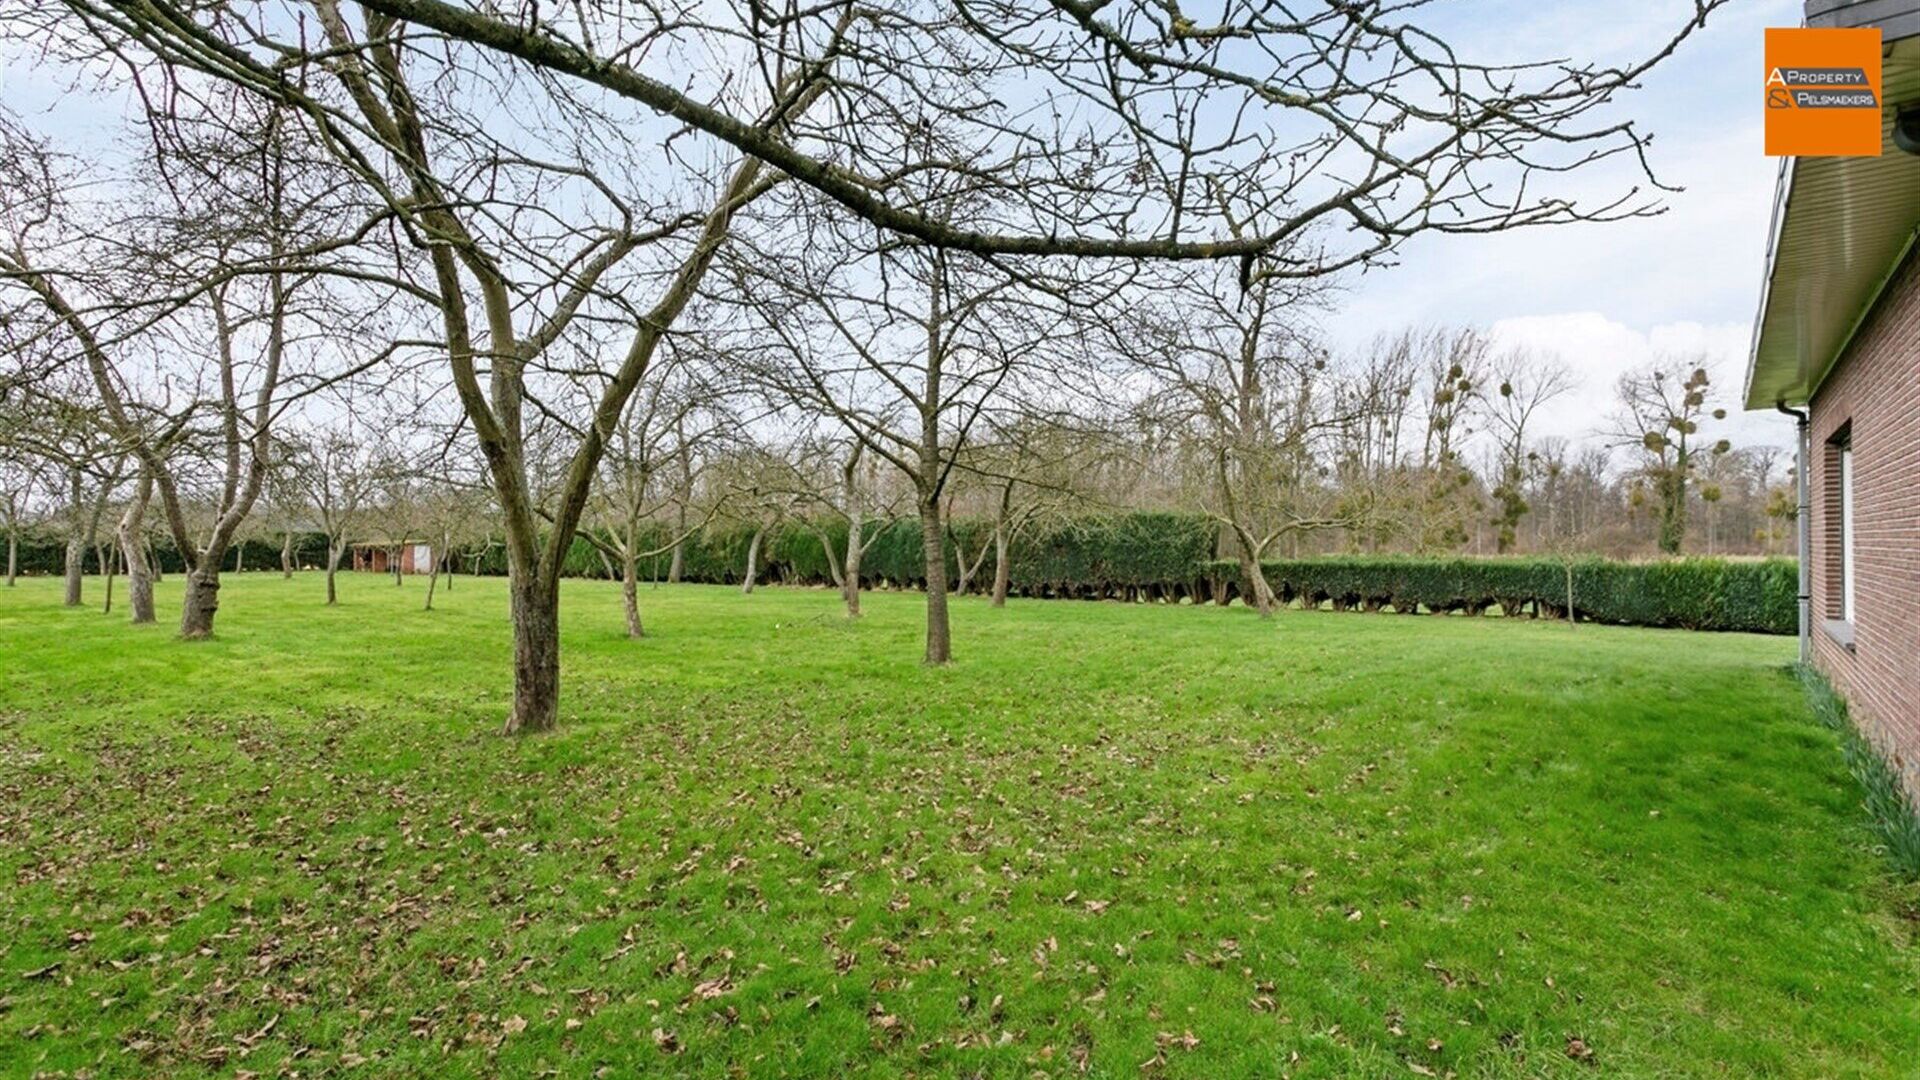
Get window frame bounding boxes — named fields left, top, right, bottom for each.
left=1822, top=423, right=1857, bottom=651
left=1839, top=439, right=1855, bottom=625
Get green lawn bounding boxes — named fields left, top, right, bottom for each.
left=1, top=573, right=1916, bottom=1078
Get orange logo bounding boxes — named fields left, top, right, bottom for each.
left=1766, top=27, right=1883, bottom=157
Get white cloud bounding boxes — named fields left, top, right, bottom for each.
left=1319, top=0, right=1800, bottom=462
left=1483, top=312, right=1791, bottom=454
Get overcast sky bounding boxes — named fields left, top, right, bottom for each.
left=1328, top=0, right=1803, bottom=454
left=3, top=1, right=1805, bottom=456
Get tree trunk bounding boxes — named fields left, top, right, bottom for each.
left=742, top=526, right=764, bottom=595
left=990, top=523, right=1010, bottom=608
left=1238, top=551, right=1277, bottom=618
left=423, top=550, right=441, bottom=611
left=955, top=533, right=975, bottom=596
left=117, top=472, right=155, bottom=625
left=392, top=544, right=403, bottom=586
left=63, top=536, right=83, bottom=607
left=503, top=571, right=561, bottom=734
left=281, top=531, right=294, bottom=578
left=101, top=545, right=115, bottom=615
left=179, top=563, right=222, bottom=639
left=844, top=514, right=864, bottom=618
left=326, top=539, right=343, bottom=605
left=667, top=537, right=685, bottom=584
left=1564, top=561, right=1577, bottom=629
left=920, top=501, right=951, bottom=664
left=5, top=530, right=15, bottom=587
left=622, top=556, right=645, bottom=638
left=63, top=465, right=84, bottom=606
left=234, top=543, right=244, bottom=573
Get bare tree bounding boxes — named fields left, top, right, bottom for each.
left=0, top=379, right=123, bottom=607
left=0, top=455, right=38, bottom=588
left=0, top=97, right=364, bottom=637
left=1485, top=350, right=1572, bottom=554
left=961, top=417, right=1101, bottom=608
left=729, top=215, right=1070, bottom=660
left=793, top=438, right=908, bottom=618
left=580, top=366, right=731, bottom=639
left=287, top=428, right=381, bottom=605
left=713, top=444, right=810, bottom=597
left=1613, top=358, right=1728, bottom=556
left=1109, top=261, right=1344, bottom=617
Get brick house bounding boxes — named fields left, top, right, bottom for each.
left=1749, top=1, right=1920, bottom=796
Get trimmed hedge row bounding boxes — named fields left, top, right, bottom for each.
left=4, top=531, right=331, bottom=576
left=10, top=516, right=1796, bottom=635
left=1212, top=556, right=1797, bottom=634
left=602, top=512, right=1219, bottom=599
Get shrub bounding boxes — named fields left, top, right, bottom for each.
left=614, top=512, right=1219, bottom=598
left=1207, top=555, right=1798, bottom=634
left=7, top=530, right=332, bottom=576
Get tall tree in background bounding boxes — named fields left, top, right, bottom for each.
left=1485, top=351, right=1572, bottom=553
left=1614, top=360, right=1729, bottom=555
left=1417, top=328, right=1490, bottom=552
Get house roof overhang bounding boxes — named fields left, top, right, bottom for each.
left=1746, top=3, right=1920, bottom=410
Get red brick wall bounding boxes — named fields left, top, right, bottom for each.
left=1809, top=251, right=1920, bottom=799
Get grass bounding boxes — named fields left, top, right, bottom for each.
left=1797, top=665, right=1920, bottom=879
left=1, top=572, right=1916, bottom=1079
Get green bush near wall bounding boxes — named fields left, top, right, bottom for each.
left=1209, top=555, right=1797, bottom=634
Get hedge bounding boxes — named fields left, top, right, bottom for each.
left=594, top=512, right=1219, bottom=600
left=4, top=530, right=331, bottom=577
left=1209, top=556, right=1797, bottom=634
left=9, top=516, right=1797, bottom=635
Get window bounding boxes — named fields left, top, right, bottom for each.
left=1823, top=424, right=1856, bottom=649
left=1840, top=439, right=1855, bottom=624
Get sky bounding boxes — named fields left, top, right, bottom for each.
left=2, top=0, right=1804, bottom=458
left=1326, top=0, right=1804, bottom=454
